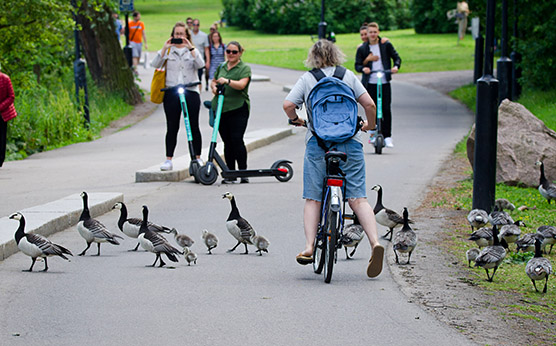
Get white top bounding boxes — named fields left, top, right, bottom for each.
left=285, top=66, right=368, bottom=144
left=191, top=30, right=209, bottom=59
left=369, top=44, right=387, bottom=84
left=150, top=46, right=205, bottom=93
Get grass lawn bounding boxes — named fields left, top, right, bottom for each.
left=135, top=0, right=475, bottom=73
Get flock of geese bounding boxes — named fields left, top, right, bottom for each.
left=6, top=160, right=554, bottom=287
left=464, top=160, right=556, bottom=293
left=8, top=191, right=269, bottom=272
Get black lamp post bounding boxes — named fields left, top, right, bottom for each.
left=123, top=12, right=132, bottom=68
left=472, top=0, right=499, bottom=212
left=318, top=0, right=327, bottom=40
left=497, top=0, right=512, bottom=102
left=510, top=0, right=522, bottom=100
left=71, top=0, right=90, bottom=127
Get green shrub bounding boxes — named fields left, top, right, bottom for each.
left=222, top=0, right=411, bottom=34
left=411, top=0, right=460, bottom=34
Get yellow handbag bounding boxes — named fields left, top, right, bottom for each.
left=150, top=50, right=169, bottom=104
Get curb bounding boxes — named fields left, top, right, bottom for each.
left=135, top=127, right=293, bottom=182
left=0, top=192, right=123, bottom=261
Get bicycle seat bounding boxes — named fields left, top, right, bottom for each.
left=325, top=151, right=347, bottom=162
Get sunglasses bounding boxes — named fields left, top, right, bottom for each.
left=226, top=49, right=239, bottom=54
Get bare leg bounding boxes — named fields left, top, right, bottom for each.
left=300, top=199, right=321, bottom=256
left=348, top=198, right=379, bottom=248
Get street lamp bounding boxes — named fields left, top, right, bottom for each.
left=472, top=0, right=499, bottom=213
left=318, top=0, right=327, bottom=40
left=497, top=0, right=512, bottom=102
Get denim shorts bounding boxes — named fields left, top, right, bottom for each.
left=303, top=137, right=367, bottom=202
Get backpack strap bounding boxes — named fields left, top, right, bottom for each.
left=309, top=68, right=326, bottom=82
left=332, top=66, right=346, bottom=80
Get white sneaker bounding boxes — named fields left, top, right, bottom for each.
left=196, top=158, right=205, bottom=166
left=384, top=137, right=394, bottom=148
left=160, top=160, right=173, bottom=171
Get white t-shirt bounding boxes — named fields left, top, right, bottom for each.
left=191, top=30, right=209, bottom=59
left=285, top=66, right=368, bottom=144
left=369, top=44, right=387, bottom=84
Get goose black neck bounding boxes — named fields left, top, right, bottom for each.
left=117, top=203, right=128, bottom=229
left=139, top=206, right=149, bottom=234
left=80, top=193, right=90, bottom=221
left=14, top=216, right=26, bottom=244
left=534, top=239, right=543, bottom=258
left=539, top=162, right=547, bottom=186
left=228, top=197, right=241, bottom=220
left=374, top=186, right=384, bottom=212
left=491, top=226, right=500, bottom=246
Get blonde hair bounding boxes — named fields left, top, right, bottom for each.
left=304, top=40, right=346, bottom=69
left=367, top=22, right=380, bottom=30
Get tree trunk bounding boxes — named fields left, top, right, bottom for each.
left=77, top=0, right=142, bottom=105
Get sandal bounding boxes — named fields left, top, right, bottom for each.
left=296, top=253, right=313, bottom=265
left=367, top=244, right=384, bottom=278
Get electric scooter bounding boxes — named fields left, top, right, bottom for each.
left=369, top=70, right=391, bottom=155
left=195, top=84, right=294, bottom=185
left=161, top=82, right=203, bottom=181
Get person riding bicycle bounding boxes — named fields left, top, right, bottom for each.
left=283, top=40, right=384, bottom=278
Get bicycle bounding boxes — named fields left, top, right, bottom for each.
left=288, top=119, right=357, bottom=283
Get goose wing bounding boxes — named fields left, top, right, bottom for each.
left=144, top=231, right=181, bottom=254
left=475, top=246, right=506, bottom=266
left=393, top=230, right=417, bottom=251
left=84, top=218, right=123, bottom=242
left=26, top=234, right=72, bottom=258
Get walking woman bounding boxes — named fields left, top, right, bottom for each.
left=211, top=41, right=251, bottom=183
left=0, top=64, right=17, bottom=167
left=151, top=21, right=205, bottom=171
left=206, top=31, right=226, bottom=81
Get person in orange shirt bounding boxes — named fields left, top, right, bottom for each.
left=128, top=11, right=148, bottom=74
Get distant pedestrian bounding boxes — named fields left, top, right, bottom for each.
left=355, top=22, right=401, bottom=148
left=456, top=1, right=471, bottom=41
left=191, top=18, right=210, bottom=91
left=128, top=11, right=148, bottom=75
left=113, top=12, right=123, bottom=42
left=0, top=65, right=17, bottom=167
left=186, top=17, right=193, bottom=31
left=207, top=31, right=226, bottom=80
left=210, top=41, right=252, bottom=183
left=151, top=21, right=205, bottom=172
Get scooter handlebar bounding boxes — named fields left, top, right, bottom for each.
left=161, top=82, right=202, bottom=92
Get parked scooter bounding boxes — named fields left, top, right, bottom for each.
left=195, top=84, right=294, bottom=185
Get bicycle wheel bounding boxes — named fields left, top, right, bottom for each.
left=323, top=209, right=339, bottom=283
left=312, top=230, right=326, bottom=274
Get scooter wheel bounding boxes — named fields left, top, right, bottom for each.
left=189, top=160, right=200, bottom=183
left=196, top=164, right=218, bottom=185
left=375, top=135, right=384, bottom=155
left=275, top=162, right=293, bottom=182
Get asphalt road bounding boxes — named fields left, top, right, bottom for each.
left=0, top=66, right=476, bottom=345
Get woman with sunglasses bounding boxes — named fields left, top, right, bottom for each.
left=151, top=21, right=205, bottom=171
left=210, top=41, right=252, bottom=184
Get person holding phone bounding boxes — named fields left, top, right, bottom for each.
left=151, top=21, right=205, bottom=171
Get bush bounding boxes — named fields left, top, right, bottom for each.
left=6, top=72, right=132, bottom=161
left=412, top=0, right=460, bottom=34
left=222, top=0, right=412, bottom=34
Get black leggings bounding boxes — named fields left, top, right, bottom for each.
left=366, top=82, right=393, bottom=138
left=218, top=102, right=249, bottom=171
left=0, top=118, right=6, bottom=167
left=163, top=89, right=201, bottom=158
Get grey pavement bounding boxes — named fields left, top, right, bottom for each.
left=0, top=56, right=476, bottom=344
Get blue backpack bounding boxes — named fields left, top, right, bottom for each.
left=307, top=66, right=359, bottom=151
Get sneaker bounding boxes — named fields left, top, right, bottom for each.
left=160, top=160, right=173, bottom=171
left=240, top=177, right=250, bottom=184
left=368, top=130, right=377, bottom=145
left=384, top=137, right=394, bottom=148
left=196, top=158, right=205, bottom=166
left=221, top=178, right=237, bottom=184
